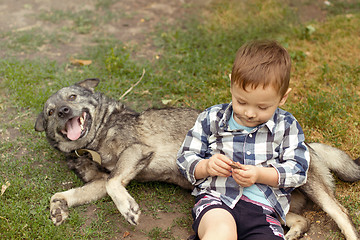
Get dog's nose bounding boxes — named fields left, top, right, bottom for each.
left=58, top=106, right=71, bottom=118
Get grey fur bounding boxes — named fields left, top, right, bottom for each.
left=35, top=79, right=360, bottom=239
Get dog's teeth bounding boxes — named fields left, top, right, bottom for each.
left=79, top=116, right=85, bottom=131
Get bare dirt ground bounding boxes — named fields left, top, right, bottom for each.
left=0, top=0, right=211, bottom=63
left=0, top=0, right=353, bottom=239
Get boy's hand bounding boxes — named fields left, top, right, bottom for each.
left=231, top=163, right=280, bottom=187
left=206, top=154, right=233, bottom=177
left=231, top=164, right=258, bottom=187
left=195, top=154, right=232, bottom=179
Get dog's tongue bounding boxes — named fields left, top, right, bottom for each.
left=65, top=117, right=81, bottom=141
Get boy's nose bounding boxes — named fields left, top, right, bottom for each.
left=244, top=109, right=256, bottom=118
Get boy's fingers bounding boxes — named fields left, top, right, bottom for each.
left=213, top=154, right=233, bottom=169
left=217, top=154, right=232, bottom=163
left=217, top=162, right=232, bottom=174
left=207, top=156, right=231, bottom=177
left=232, top=166, right=250, bottom=177
left=229, top=161, right=243, bottom=169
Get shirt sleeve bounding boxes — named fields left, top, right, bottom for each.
left=176, top=110, right=211, bottom=185
left=271, top=119, right=310, bottom=188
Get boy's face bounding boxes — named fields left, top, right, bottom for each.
left=230, top=84, right=290, bottom=128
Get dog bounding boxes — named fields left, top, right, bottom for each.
left=35, top=79, right=360, bottom=240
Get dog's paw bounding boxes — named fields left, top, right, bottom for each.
left=106, top=178, right=141, bottom=225
left=123, top=198, right=141, bottom=225
left=50, top=197, right=69, bottom=226
left=285, top=232, right=300, bottom=240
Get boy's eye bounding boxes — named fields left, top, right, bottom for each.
left=259, top=106, right=269, bottom=110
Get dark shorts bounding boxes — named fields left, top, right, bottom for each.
left=192, top=194, right=285, bottom=240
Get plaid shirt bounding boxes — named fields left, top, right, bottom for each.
left=177, top=103, right=310, bottom=222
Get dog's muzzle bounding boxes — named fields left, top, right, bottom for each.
left=61, top=111, right=90, bottom=141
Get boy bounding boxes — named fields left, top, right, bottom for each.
left=177, top=40, right=310, bottom=240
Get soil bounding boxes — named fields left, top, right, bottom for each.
left=0, top=0, right=352, bottom=239
left=0, top=0, right=212, bottom=63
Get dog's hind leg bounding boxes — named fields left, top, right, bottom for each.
left=285, top=212, right=310, bottom=240
left=50, top=179, right=107, bottom=226
left=305, top=144, right=360, bottom=240
left=300, top=179, right=360, bottom=240
left=285, top=190, right=310, bottom=240
left=105, top=144, right=153, bottom=225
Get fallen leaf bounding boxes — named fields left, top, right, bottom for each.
left=162, top=99, right=172, bottom=105
left=1, top=181, right=10, bottom=196
left=306, top=25, right=316, bottom=35
left=123, top=231, right=130, bottom=238
left=70, top=58, right=92, bottom=66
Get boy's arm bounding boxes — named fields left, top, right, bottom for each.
left=177, top=107, right=235, bottom=183
left=271, top=120, right=310, bottom=188
left=253, top=166, right=279, bottom=187
left=176, top=111, right=211, bottom=184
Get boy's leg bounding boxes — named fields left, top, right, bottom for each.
left=198, top=208, right=237, bottom=240
left=236, top=196, right=285, bottom=240
left=192, top=194, right=237, bottom=240
left=191, top=194, right=284, bottom=240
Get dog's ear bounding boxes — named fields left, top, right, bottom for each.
left=35, top=112, right=45, bottom=132
left=76, top=78, right=100, bottom=92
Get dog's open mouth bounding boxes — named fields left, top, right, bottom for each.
left=61, top=112, right=89, bottom=141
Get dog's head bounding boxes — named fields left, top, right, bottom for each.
left=35, top=78, right=100, bottom=152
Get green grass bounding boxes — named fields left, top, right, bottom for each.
left=0, top=0, right=359, bottom=239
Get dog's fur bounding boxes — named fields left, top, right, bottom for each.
left=35, top=79, right=360, bottom=240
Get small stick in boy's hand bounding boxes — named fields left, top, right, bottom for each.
left=229, top=161, right=242, bottom=169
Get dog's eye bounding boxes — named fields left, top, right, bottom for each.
left=48, top=109, right=54, bottom=116
left=68, top=95, right=77, bottom=101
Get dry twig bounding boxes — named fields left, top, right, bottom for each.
left=119, top=68, right=146, bottom=100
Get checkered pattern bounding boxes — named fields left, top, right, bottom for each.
left=177, top=103, right=310, bottom=222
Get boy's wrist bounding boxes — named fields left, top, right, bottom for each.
left=194, top=159, right=210, bottom=179
left=256, top=167, right=279, bottom=187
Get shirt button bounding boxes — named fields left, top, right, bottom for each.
left=249, top=134, right=253, bottom=138
left=246, top=151, right=251, bottom=155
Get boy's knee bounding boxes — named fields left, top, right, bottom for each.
left=202, top=224, right=236, bottom=240
left=198, top=208, right=237, bottom=240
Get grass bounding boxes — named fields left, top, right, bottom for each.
left=0, top=0, right=359, bottom=239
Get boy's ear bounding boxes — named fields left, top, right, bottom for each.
left=229, top=74, right=232, bottom=88
left=279, top=88, right=292, bottom=106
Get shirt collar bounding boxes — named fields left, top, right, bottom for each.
left=220, top=102, right=279, bottom=135
left=218, top=103, right=233, bottom=130
left=264, top=110, right=278, bottom=135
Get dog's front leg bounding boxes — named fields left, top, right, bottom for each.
left=50, top=178, right=107, bottom=226
left=105, top=144, right=153, bottom=225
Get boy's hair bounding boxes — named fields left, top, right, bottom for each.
left=231, top=40, right=291, bottom=97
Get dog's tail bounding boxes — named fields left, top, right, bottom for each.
left=307, top=142, right=360, bottom=182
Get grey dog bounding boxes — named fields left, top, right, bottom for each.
left=35, top=79, right=360, bottom=240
